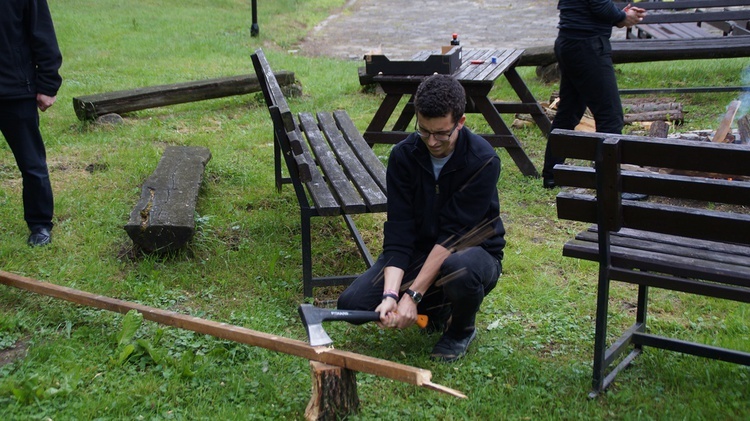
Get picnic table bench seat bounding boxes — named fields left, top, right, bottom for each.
left=251, top=49, right=387, bottom=298
left=549, top=128, right=750, bottom=396
left=614, top=0, right=750, bottom=39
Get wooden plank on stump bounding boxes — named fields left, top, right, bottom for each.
left=0, top=270, right=466, bottom=398
left=124, top=146, right=212, bottom=252
left=305, top=361, right=359, bottom=421
left=72, top=71, right=295, bottom=121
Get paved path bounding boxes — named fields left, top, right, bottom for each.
left=299, top=0, right=561, bottom=60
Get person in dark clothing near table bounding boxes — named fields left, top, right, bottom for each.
left=542, top=0, right=645, bottom=193
left=0, top=0, right=62, bottom=246
left=337, top=74, right=505, bottom=362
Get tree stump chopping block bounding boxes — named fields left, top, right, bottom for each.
left=124, top=146, right=211, bottom=252
left=304, top=361, right=360, bottom=421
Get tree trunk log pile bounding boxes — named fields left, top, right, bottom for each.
left=124, top=146, right=212, bottom=252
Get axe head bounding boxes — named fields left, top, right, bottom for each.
left=298, top=304, right=334, bottom=347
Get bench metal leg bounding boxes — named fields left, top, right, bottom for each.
left=301, top=208, right=314, bottom=298
left=342, top=215, right=374, bottom=268
left=300, top=212, right=375, bottom=298
left=591, top=268, right=611, bottom=395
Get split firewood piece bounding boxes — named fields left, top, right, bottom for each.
left=648, top=120, right=669, bottom=138
left=738, top=114, right=750, bottom=144
left=712, top=100, right=741, bottom=143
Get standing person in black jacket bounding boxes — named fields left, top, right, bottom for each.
left=541, top=0, right=645, bottom=189
left=337, top=75, right=505, bottom=362
left=0, top=0, right=62, bottom=246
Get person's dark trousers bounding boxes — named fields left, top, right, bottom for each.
left=337, top=247, right=502, bottom=336
left=542, top=34, right=624, bottom=182
left=0, top=98, right=54, bottom=232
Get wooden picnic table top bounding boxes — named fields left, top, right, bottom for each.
left=372, top=48, right=525, bottom=85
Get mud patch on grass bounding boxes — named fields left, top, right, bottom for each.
left=0, top=337, right=30, bottom=367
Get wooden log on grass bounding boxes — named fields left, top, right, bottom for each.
left=72, top=71, right=295, bottom=121
left=124, top=145, right=211, bottom=252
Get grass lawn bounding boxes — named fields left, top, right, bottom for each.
left=0, top=0, right=748, bottom=419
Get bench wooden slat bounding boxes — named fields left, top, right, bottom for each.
left=611, top=227, right=750, bottom=258
left=612, top=267, right=750, bottom=304
left=639, top=10, right=750, bottom=25
left=298, top=112, right=367, bottom=214
left=286, top=128, right=341, bottom=217
left=615, top=0, right=750, bottom=10
left=563, top=239, right=750, bottom=288
left=557, top=192, right=750, bottom=245
left=270, top=106, right=312, bottom=183
left=555, top=165, right=750, bottom=205
left=315, top=112, right=387, bottom=212
left=574, top=229, right=750, bottom=270
left=332, top=110, right=387, bottom=193
left=549, top=130, right=750, bottom=176
left=638, top=22, right=718, bottom=39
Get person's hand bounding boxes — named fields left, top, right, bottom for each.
left=617, top=4, right=647, bottom=28
left=37, top=94, right=57, bottom=112
left=394, top=294, right=418, bottom=329
left=375, top=296, right=399, bottom=329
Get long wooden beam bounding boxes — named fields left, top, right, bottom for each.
left=72, top=71, right=296, bottom=121
left=0, top=270, right=465, bottom=398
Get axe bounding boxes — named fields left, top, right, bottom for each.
left=298, top=304, right=428, bottom=347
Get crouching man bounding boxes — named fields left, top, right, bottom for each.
left=337, top=74, right=505, bottom=362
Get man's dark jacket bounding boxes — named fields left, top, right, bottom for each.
left=557, top=0, right=626, bottom=37
left=0, top=0, right=62, bottom=99
left=383, top=127, right=506, bottom=270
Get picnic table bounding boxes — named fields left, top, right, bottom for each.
left=360, top=48, right=550, bottom=178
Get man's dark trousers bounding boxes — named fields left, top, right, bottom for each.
left=0, top=98, right=54, bottom=231
left=542, top=34, right=624, bottom=181
left=337, top=247, right=502, bottom=336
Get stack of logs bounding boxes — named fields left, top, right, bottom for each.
left=515, top=97, right=749, bottom=181
left=514, top=97, right=749, bottom=144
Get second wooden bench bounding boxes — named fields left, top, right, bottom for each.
left=251, top=49, right=387, bottom=298
left=549, top=128, right=750, bottom=396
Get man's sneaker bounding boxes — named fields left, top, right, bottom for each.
left=430, top=328, right=477, bottom=362
left=28, top=227, right=51, bottom=247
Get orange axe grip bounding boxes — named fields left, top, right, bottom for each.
left=416, top=314, right=429, bottom=329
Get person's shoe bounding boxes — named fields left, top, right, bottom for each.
left=430, top=328, right=477, bottom=362
left=621, top=193, right=649, bottom=201
left=28, top=228, right=51, bottom=247
left=542, top=178, right=556, bottom=189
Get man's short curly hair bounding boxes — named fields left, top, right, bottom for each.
left=414, top=74, right=466, bottom=123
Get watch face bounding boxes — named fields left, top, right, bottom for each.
left=407, top=289, right=422, bottom=303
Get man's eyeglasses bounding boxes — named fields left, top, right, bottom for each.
left=416, top=122, right=458, bottom=142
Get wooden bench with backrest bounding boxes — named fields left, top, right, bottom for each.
left=251, top=49, right=387, bottom=298
left=549, top=128, right=750, bottom=396
left=614, top=0, right=750, bottom=39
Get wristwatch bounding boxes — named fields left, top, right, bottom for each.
left=404, top=289, right=422, bottom=304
